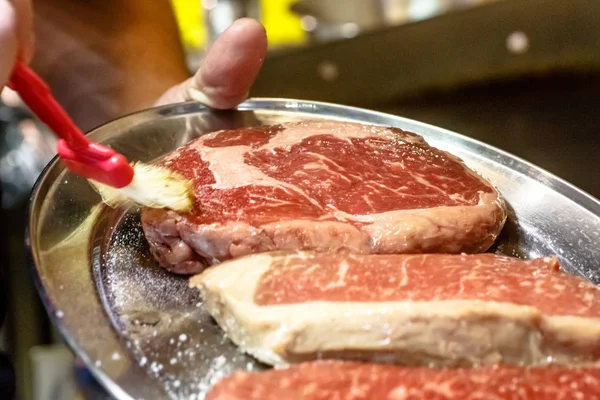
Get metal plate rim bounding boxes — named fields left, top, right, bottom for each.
left=27, top=97, right=600, bottom=400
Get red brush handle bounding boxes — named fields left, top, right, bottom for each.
left=7, top=62, right=134, bottom=188
left=8, top=62, right=91, bottom=150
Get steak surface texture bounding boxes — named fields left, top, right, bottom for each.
left=205, top=361, right=600, bottom=400
left=141, top=120, right=506, bottom=274
left=190, top=251, right=600, bottom=367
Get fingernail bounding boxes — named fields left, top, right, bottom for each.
left=187, top=87, right=217, bottom=108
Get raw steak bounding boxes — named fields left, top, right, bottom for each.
left=141, top=120, right=506, bottom=274
left=205, top=361, right=600, bottom=400
left=190, top=251, right=600, bottom=367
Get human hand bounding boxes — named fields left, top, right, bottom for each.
left=155, top=18, right=268, bottom=109
left=0, top=0, right=34, bottom=88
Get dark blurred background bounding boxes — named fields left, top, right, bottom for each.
left=1, top=0, right=599, bottom=399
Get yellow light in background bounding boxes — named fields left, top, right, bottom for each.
left=170, top=0, right=206, bottom=49
left=261, top=0, right=306, bottom=47
left=170, top=0, right=305, bottom=50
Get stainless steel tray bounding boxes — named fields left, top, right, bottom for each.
left=28, top=99, right=600, bottom=400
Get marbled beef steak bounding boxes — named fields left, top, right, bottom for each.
left=141, top=121, right=506, bottom=274
left=190, top=252, right=600, bottom=368
left=205, top=361, right=600, bottom=400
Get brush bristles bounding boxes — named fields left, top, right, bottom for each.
left=91, top=162, right=194, bottom=212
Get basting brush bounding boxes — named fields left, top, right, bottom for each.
left=8, top=61, right=193, bottom=212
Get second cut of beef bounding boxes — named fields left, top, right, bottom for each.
left=141, top=120, right=507, bottom=274
left=191, top=251, right=600, bottom=368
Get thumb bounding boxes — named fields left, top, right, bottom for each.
left=156, top=18, right=268, bottom=108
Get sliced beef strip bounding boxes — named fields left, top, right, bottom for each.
left=205, top=361, right=600, bottom=400
left=190, top=252, right=600, bottom=368
left=141, top=120, right=506, bottom=274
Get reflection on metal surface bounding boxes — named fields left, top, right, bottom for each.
left=28, top=99, right=600, bottom=399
